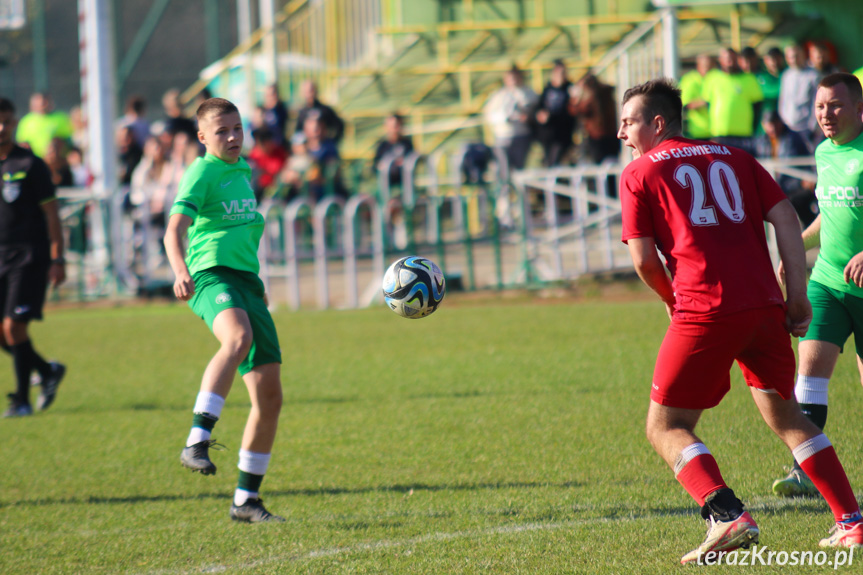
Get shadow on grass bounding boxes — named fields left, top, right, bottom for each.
left=1, top=480, right=581, bottom=509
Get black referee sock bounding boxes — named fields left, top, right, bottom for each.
left=28, top=345, right=51, bottom=377
left=10, top=341, right=35, bottom=405
left=800, top=403, right=828, bottom=431
left=0, top=342, right=10, bottom=355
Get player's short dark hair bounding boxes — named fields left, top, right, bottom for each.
left=818, top=72, right=863, bottom=101
left=388, top=112, right=404, bottom=124
left=0, top=98, right=15, bottom=114
left=196, top=97, right=239, bottom=122
left=621, top=78, right=683, bottom=133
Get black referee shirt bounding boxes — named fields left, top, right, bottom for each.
left=0, top=145, right=55, bottom=250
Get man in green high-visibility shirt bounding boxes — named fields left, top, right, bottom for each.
left=771, top=74, right=863, bottom=519
left=164, top=97, right=284, bottom=523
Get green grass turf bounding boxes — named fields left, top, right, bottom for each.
left=2, top=297, right=862, bottom=574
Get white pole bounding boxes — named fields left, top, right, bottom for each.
left=237, top=0, right=256, bottom=112
left=661, top=6, right=679, bottom=80
left=79, top=0, right=117, bottom=198
left=259, top=0, right=278, bottom=86
left=78, top=0, right=118, bottom=291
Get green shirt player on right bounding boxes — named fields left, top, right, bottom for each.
left=773, top=73, right=863, bottom=499
left=164, top=97, right=284, bottom=523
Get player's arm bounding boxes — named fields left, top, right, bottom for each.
left=40, top=199, right=66, bottom=287
left=627, top=236, right=675, bottom=318
left=766, top=199, right=812, bottom=337
left=164, top=213, right=195, bottom=301
left=801, top=214, right=821, bottom=251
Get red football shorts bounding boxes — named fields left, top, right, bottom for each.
left=651, top=305, right=795, bottom=410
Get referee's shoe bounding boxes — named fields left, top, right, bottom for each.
left=36, top=361, right=66, bottom=411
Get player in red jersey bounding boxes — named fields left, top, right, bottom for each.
left=618, top=78, right=863, bottom=563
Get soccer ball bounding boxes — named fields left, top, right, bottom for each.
left=382, top=256, right=446, bottom=319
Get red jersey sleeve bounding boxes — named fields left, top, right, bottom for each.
left=620, top=163, right=655, bottom=244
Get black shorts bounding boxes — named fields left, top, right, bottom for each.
left=0, top=247, right=49, bottom=322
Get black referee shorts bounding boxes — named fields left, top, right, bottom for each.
left=0, top=247, right=49, bottom=322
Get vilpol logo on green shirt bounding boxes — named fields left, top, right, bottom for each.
left=222, top=198, right=257, bottom=220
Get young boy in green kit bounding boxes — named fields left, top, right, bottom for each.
left=164, top=98, right=284, bottom=523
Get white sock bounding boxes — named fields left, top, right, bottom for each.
left=792, top=434, right=832, bottom=464
left=235, top=450, right=272, bottom=506
left=193, top=391, right=225, bottom=418
left=238, top=449, right=271, bottom=475
left=186, top=427, right=211, bottom=446
left=795, top=375, right=829, bottom=406
left=234, top=488, right=257, bottom=506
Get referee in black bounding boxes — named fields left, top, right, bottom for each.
left=0, top=97, right=66, bottom=417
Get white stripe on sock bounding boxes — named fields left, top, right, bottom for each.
left=186, top=427, right=211, bottom=446
left=795, top=375, right=829, bottom=406
left=673, top=443, right=711, bottom=476
left=193, top=392, right=225, bottom=418
left=792, top=434, right=832, bottom=464
left=234, top=488, right=257, bottom=506
left=238, top=449, right=271, bottom=475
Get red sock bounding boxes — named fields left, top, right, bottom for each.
left=796, top=437, right=860, bottom=522
left=674, top=443, right=727, bottom=506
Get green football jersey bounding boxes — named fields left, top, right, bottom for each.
left=169, top=153, right=264, bottom=276
left=810, top=131, right=863, bottom=296
left=701, top=69, right=763, bottom=137
left=679, top=70, right=711, bottom=139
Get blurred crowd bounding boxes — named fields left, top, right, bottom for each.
left=679, top=40, right=857, bottom=225
left=15, top=40, right=860, bottom=234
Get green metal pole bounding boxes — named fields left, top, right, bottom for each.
left=116, top=0, right=171, bottom=91
left=485, top=188, right=502, bottom=290
left=205, top=0, right=220, bottom=64
left=31, top=0, right=48, bottom=92
left=461, top=194, right=475, bottom=290
left=435, top=196, right=446, bottom=272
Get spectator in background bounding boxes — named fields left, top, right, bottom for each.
left=43, top=139, right=73, bottom=187
left=281, top=116, right=342, bottom=201
left=779, top=43, right=819, bottom=151
left=484, top=66, right=538, bottom=171
left=279, top=132, right=313, bottom=202
left=120, top=95, right=151, bottom=148
left=16, top=93, right=73, bottom=158
left=161, top=88, right=197, bottom=140
left=248, top=127, right=288, bottom=201
left=69, top=106, right=87, bottom=153
left=66, top=147, right=89, bottom=187
left=701, top=47, right=763, bottom=156
left=373, top=113, right=414, bottom=187
left=116, top=125, right=143, bottom=187
left=534, top=59, right=577, bottom=167
left=262, top=84, right=289, bottom=147
left=809, top=42, right=839, bottom=82
left=758, top=47, right=785, bottom=117
left=294, top=80, right=345, bottom=144
left=756, top=110, right=817, bottom=226
left=739, top=47, right=778, bottom=136
left=679, top=53, right=716, bottom=140
left=570, top=73, right=620, bottom=164
left=131, top=135, right=173, bottom=241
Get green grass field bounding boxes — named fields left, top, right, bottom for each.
left=2, top=296, right=862, bottom=574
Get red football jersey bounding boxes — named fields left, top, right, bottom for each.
left=620, top=137, right=787, bottom=319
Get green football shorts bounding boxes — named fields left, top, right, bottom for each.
left=801, top=280, right=863, bottom=356
left=188, top=266, right=281, bottom=375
